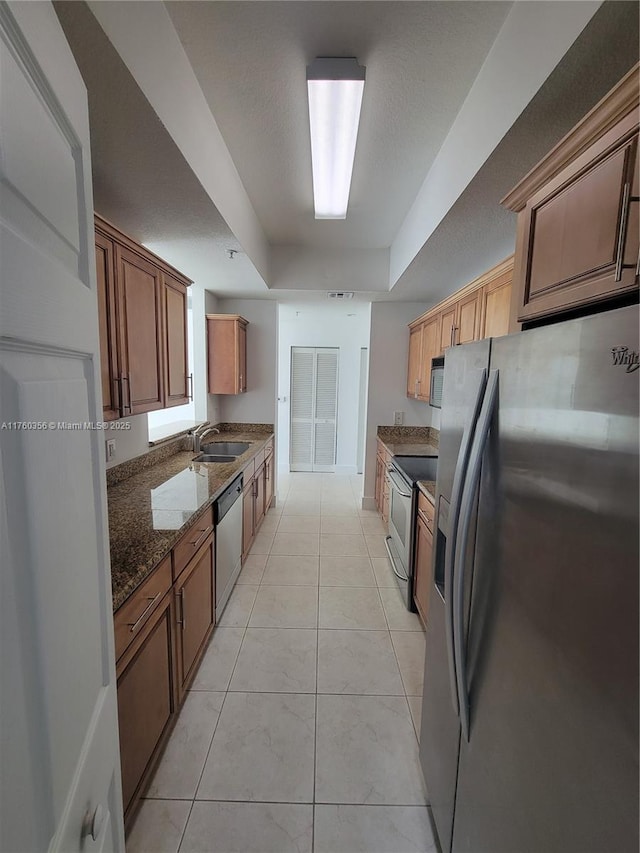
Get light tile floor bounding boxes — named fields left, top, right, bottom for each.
left=127, top=472, right=436, bottom=853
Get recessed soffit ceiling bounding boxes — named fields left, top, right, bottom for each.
left=56, top=1, right=639, bottom=303
left=164, top=1, right=510, bottom=251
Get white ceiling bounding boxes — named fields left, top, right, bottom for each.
left=164, top=1, right=509, bottom=250
left=55, top=1, right=639, bottom=304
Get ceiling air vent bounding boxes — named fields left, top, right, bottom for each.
left=327, top=291, right=354, bottom=300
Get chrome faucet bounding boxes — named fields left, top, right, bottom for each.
left=192, top=425, right=220, bottom=452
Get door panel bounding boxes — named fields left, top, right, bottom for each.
left=457, top=291, right=481, bottom=345
left=117, top=245, right=164, bottom=414
left=453, top=308, right=639, bottom=853
left=290, top=347, right=338, bottom=472
left=0, top=4, right=124, bottom=849
left=177, top=538, right=215, bottom=697
left=440, top=305, right=457, bottom=353
left=95, top=233, right=120, bottom=419
left=163, top=274, right=188, bottom=407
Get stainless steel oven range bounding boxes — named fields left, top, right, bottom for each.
left=385, top=454, right=438, bottom=610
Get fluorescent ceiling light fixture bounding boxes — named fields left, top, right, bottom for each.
left=307, top=57, right=366, bottom=220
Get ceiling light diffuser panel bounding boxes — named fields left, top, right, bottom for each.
left=307, top=57, right=366, bottom=219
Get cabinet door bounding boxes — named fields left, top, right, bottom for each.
left=116, top=245, right=164, bottom=414
left=254, top=463, right=266, bottom=530
left=516, top=114, right=639, bottom=323
left=242, top=479, right=255, bottom=561
left=238, top=320, right=247, bottom=393
left=264, top=453, right=274, bottom=512
left=439, top=304, right=457, bottom=353
left=175, top=535, right=215, bottom=701
left=457, top=289, right=482, bottom=345
left=418, top=314, right=441, bottom=401
left=407, top=324, right=423, bottom=398
left=480, top=270, right=513, bottom=339
left=207, top=315, right=248, bottom=395
left=116, top=592, right=176, bottom=822
left=95, top=232, right=121, bottom=420
left=413, top=514, right=433, bottom=627
left=163, top=273, right=189, bottom=408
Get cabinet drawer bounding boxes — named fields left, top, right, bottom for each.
left=417, top=490, right=435, bottom=531
left=265, top=437, right=274, bottom=457
left=243, top=458, right=255, bottom=480
left=253, top=447, right=266, bottom=469
left=172, top=506, right=214, bottom=581
left=114, top=555, right=172, bottom=662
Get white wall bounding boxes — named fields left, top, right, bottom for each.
left=277, top=302, right=371, bottom=474
left=104, top=412, right=149, bottom=469
left=204, top=290, right=222, bottom=425
left=215, top=298, right=278, bottom=427
left=362, top=301, right=436, bottom=503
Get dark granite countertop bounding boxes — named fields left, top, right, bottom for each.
left=108, top=430, right=273, bottom=611
left=381, top=440, right=440, bottom=457
left=376, top=427, right=439, bottom=459
left=417, top=480, right=436, bottom=502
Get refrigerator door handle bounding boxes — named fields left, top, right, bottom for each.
left=453, top=368, right=499, bottom=743
left=444, top=368, right=488, bottom=716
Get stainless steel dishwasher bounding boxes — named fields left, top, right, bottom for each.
left=214, top=474, right=243, bottom=620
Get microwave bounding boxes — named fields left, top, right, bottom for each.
left=429, top=356, right=444, bottom=408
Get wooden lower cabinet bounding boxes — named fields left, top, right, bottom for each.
left=264, top=450, right=274, bottom=510
left=375, top=440, right=391, bottom=523
left=116, top=590, right=177, bottom=823
left=174, top=533, right=215, bottom=702
left=413, top=494, right=435, bottom=626
left=241, top=441, right=274, bottom=561
left=243, top=477, right=255, bottom=560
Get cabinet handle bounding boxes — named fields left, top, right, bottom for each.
left=615, top=182, right=632, bottom=282
left=189, top=527, right=210, bottom=550
left=266, top=463, right=270, bottom=481
left=239, top=373, right=243, bottom=393
left=187, top=373, right=193, bottom=401
left=176, top=588, right=186, bottom=628
left=414, top=378, right=418, bottom=399
left=121, top=375, right=132, bottom=414
left=128, top=592, right=161, bottom=634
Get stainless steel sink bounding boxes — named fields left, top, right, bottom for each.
left=201, top=441, right=251, bottom=456
left=193, top=453, right=237, bottom=463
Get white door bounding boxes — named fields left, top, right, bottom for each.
left=0, top=3, right=124, bottom=852
left=290, top=347, right=339, bottom=472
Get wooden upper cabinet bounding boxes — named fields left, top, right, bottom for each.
left=503, top=65, right=639, bottom=325
left=94, top=215, right=192, bottom=419
left=479, top=264, right=514, bottom=340
left=117, top=245, right=164, bottom=415
left=407, top=324, right=423, bottom=398
left=163, top=273, right=189, bottom=408
left=406, top=256, right=513, bottom=402
left=439, top=304, right=457, bottom=353
left=95, top=231, right=120, bottom=420
left=207, top=314, right=249, bottom=395
left=456, top=288, right=482, bottom=345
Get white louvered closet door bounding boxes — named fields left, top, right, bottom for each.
left=290, top=347, right=339, bottom=472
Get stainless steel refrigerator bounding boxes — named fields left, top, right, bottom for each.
left=419, top=303, right=639, bottom=853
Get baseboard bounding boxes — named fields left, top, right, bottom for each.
left=361, top=496, right=377, bottom=511
left=334, top=465, right=358, bottom=475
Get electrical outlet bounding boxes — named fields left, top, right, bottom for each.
left=394, top=411, right=404, bottom=426
left=106, top=438, right=116, bottom=461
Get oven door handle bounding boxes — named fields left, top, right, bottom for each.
left=384, top=535, right=409, bottom=582
left=387, top=469, right=412, bottom=498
